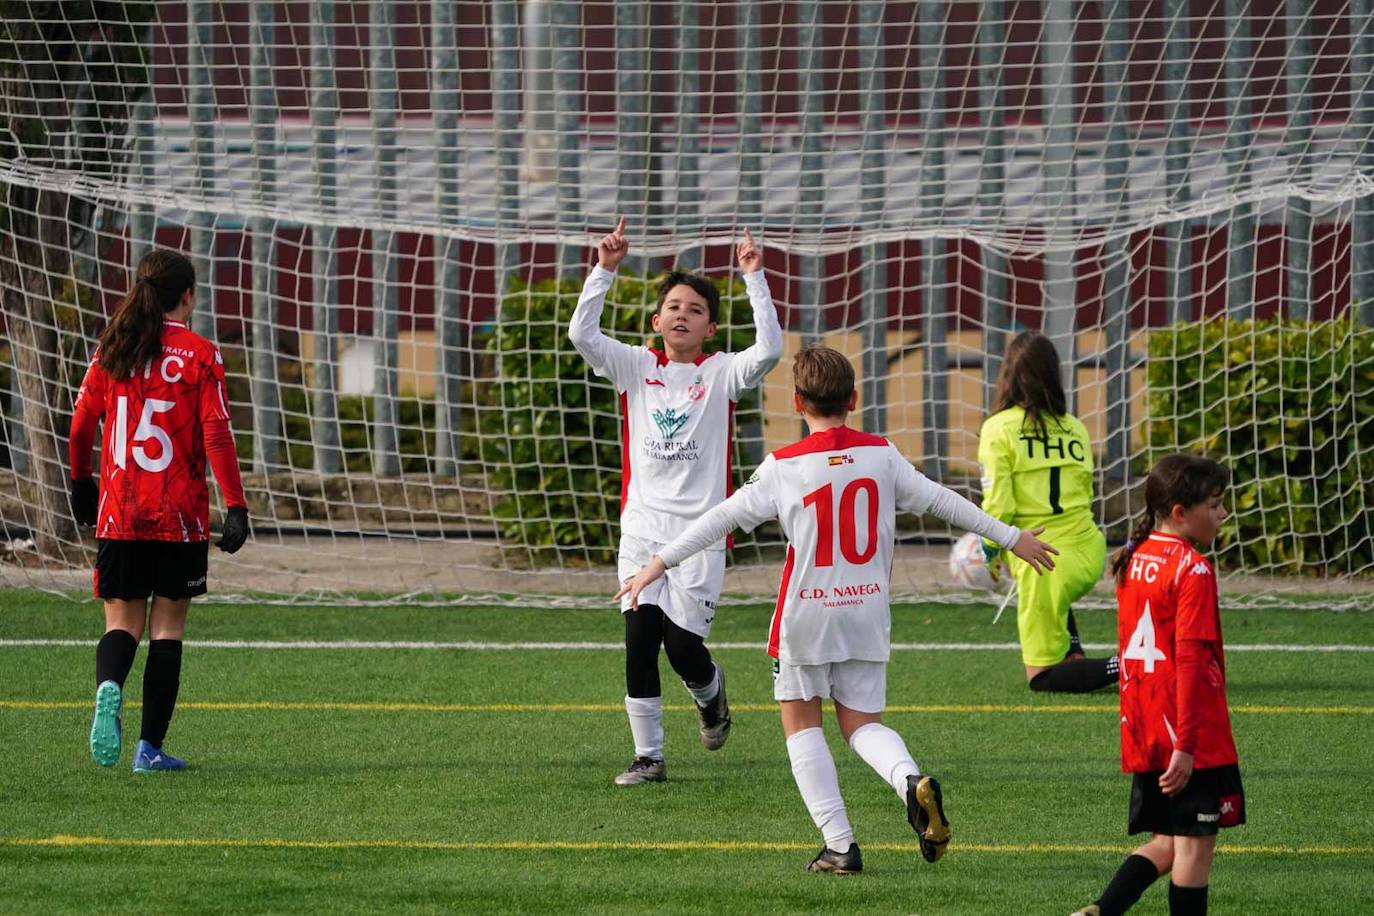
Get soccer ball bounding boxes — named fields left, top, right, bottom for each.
left=948, top=531, right=1002, bottom=591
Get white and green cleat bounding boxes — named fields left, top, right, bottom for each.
left=89, top=680, right=123, bottom=767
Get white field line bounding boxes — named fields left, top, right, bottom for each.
left=1, top=639, right=1372, bottom=653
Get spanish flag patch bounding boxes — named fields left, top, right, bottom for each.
left=828, top=454, right=854, bottom=466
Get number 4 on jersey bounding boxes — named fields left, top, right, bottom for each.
left=1123, top=601, right=1168, bottom=673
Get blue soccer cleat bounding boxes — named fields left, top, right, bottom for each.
left=132, top=739, right=188, bottom=773
left=89, top=680, right=123, bottom=767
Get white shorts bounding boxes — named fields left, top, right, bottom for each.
left=772, top=659, right=888, bottom=714
left=617, top=534, right=725, bottom=639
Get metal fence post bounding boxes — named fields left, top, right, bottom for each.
left=858, top=0, right=888, bottom=435
left=309, top=0, right=342, bottom=474
left=250, top=0, right=281, bottom=473
left=370, top=0, right=400, bottom=475
left=1285, top=0, right=1313, bottom=321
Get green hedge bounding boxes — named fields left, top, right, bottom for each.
left=475, top=271, right=764, bottom=565
left=1145, top=318, right=1374, bottom=574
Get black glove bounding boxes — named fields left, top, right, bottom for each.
left=70, top=477, right=98, bottom=527
left=216, top=505, right=250, bottom=554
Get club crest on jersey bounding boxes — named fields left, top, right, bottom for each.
left=651, top=407, right=689, bottom=439
left=828, top=454, right=854, bottom=466
left=687, top=374, right=706, bottom=400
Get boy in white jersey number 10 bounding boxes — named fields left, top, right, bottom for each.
left=569, top=218, right=784, bottom=786
left=618, top=347, right=1059, bottom=873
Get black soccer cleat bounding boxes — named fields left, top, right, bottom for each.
left=695, top=667, right=732, bottom=751
left=806, top=842, right=863, bottom=875
left=906, top=774, right=951, bottom=863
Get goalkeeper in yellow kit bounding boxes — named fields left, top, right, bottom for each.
left=978, top=331, right=1119, bottom=693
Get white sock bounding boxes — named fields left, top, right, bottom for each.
left=848, top=722, right=920, bottom=801
left=786, top=727, right=854, bottom=852
left=625, top=695, right=664, bottom=760
left=685, top=665, right=720, bottom=705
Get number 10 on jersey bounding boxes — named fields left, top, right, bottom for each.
left=802, top=478, right=879, bottom=567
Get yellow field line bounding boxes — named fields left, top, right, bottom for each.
left=2, top=699, right=1371, bottom=715
left=2, top=834, right=1369, bottom=857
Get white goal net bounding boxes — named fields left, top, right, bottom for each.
left=2, top=1, right=1372, bottom=606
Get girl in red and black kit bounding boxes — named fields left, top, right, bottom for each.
left=1073, top=455, right=1243, bottom=916
left=69, top=249, right=249, bottom=772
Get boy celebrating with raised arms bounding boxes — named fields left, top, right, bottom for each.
left=569, top=218, right=783, bottom=785
left=618, top=347, right=1058, bottom=872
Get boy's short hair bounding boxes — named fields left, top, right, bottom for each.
left=656, top=271, right=720, bottom=323
left=793, top=346, right=855, bottom=418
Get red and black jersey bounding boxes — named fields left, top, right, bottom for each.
left=70, top=320, right=246, bottom=542
left=1116, top=532, right=1238, bottom=773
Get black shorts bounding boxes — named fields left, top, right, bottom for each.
left=1128, top=763, right=1246, bottom=837
left=94, top=539, right=209, bottom=601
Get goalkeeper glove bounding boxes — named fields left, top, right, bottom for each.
left=216, top=506, right=250, bottom=554
left=70, top=477, right=98, bottom=527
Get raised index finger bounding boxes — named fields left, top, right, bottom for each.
left=615, top=215, right=627, bottom=236
left=743, top=228, right=756, bottom=247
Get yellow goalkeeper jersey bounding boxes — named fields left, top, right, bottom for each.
left=977, top=406, right=1095, bottom=533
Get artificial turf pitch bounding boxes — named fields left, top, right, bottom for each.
left=1, top=590, right=1371, bottom=914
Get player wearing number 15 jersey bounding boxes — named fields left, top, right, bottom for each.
left=1073, top=456, right=1243, bottom=916
left=68, top=249, right=248, bottom=774
left=618, top=347, right=1059, bottom=874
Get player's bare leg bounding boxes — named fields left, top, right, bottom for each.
left=1167, top=835, right=1215, bottom=915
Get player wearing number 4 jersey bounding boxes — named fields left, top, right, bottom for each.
left=619, top=347, right=1058, bottom=873
left=1073, top=456, right=1243, bottom=916
left=68, top=249, right=249, bottom=773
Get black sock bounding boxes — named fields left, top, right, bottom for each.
left=139, top=639, right=183, bottom=748
left=1028, top=656, right=1120, bottom=693
left=1094, top=853, right=1161, bottom=916
left=95, top=629, right=139, bottom=689
left=1168, top=882, right=1208, bottom=916
left=1066, top=610, right=1083, bottom=654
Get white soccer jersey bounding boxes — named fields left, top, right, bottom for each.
left=659, top=426, right=1023, bottom=665
left=568, top=265, right=784, bottom=544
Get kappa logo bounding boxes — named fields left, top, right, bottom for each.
left=651, top=407, right=690, bottom=439
left=1220, top=800, right=1234, bottom=815
left=1191, top=561, right=1211, bottom=576
left=687, top=374, right=706, bottom=400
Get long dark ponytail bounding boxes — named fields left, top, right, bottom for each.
left=1111, top=455, right=1230, bottom=585
left=97, top=249, right=196, bottom=379
left=991, top=330, right=1068, bottom=440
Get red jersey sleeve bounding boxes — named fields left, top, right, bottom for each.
left=198, top=346, right=246, bottom=508
left=1173, top=637, right=1211, bottom=756
left=1175, top=555, right=1220, bottom=642
left=198, top=347, right=233, bottom=423
left=69, top=359, right=107, bottom=479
